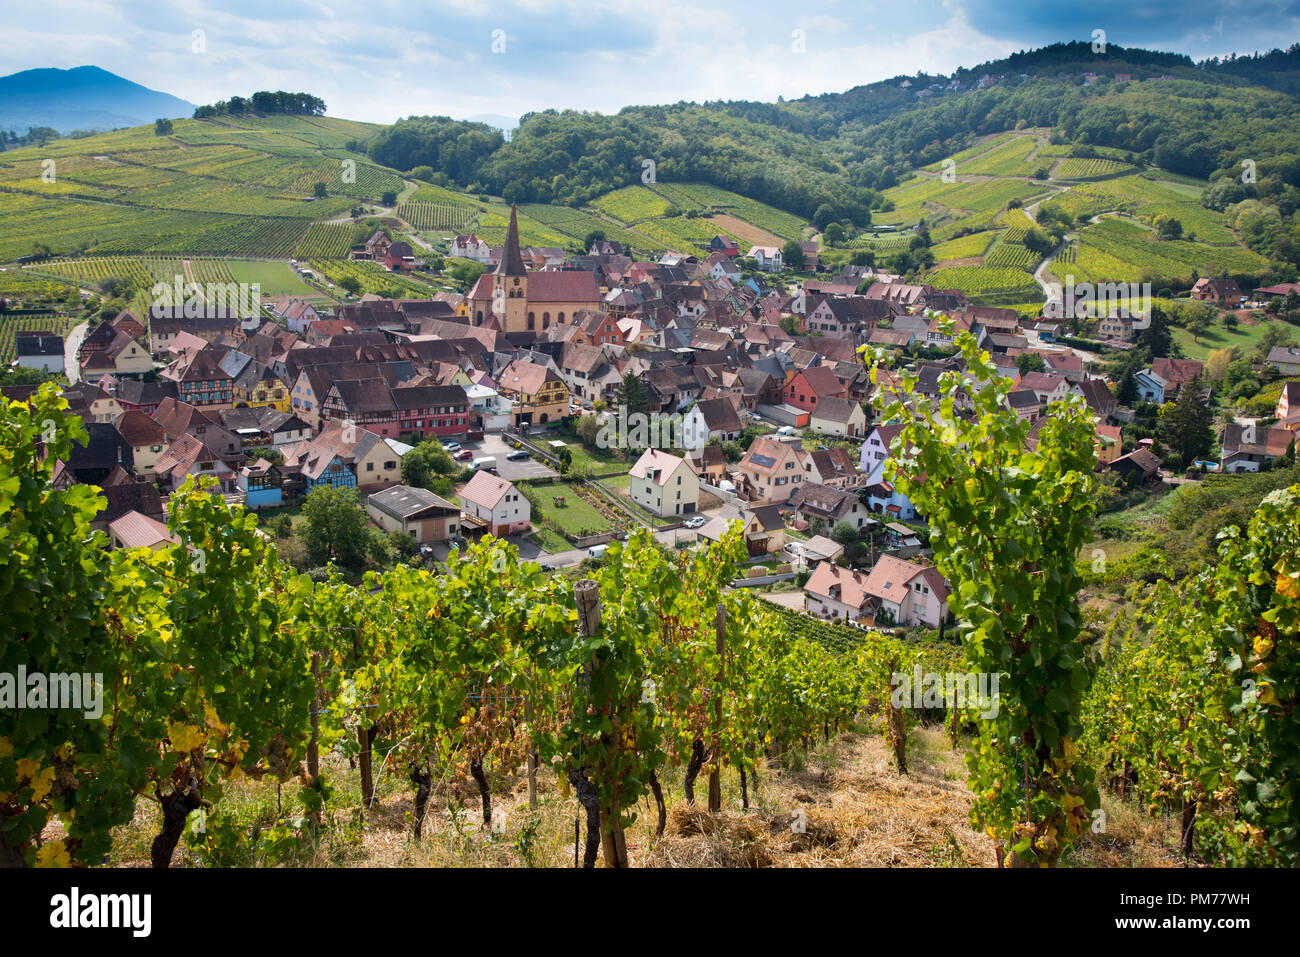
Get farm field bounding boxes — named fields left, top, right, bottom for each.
left=227, top=259, right=321, bottom=298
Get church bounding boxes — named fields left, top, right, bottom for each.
left=466, top=205, right=602, bottom=334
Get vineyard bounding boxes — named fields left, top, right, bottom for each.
left=644, top=183, right=807, bottom=241
left=0, top=314, right=75, bottom=365
left=305, top=259, right=442, bottom=297
left=926, top=264, right=1042, bottom=303
left=931, top=231, right=995, bottom=261
left=592, top=186, right=677, bottom=223
left=0, top=267, right=77, bottom=305
left=397, top=202, right=475, bottom=232
left=295, top=223, right=373, bottom=259
left=0, top=114, right=398, bottom=262
left=0, top=387, right=939, bottom=870
left=956, top=135, right=1042, bottom=177
left=1053, top=157, right=1135, bottom=180
left=517, top=203, right=644, bottom=249
left=4, top=351, right=1300, bottom=869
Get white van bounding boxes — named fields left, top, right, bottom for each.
left=471, top=456, right=497, bottom=471
left=587, top=544, right=609, bottom=559
left=776, top=425, right=796, bottom=436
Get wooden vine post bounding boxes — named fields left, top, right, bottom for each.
left=573, top=579, right=631, bottom=868
left=708, top=602, right=725, bottom=813
left=525, top=689, right=538, bottom=811
left=886, top=654, right=908, bottom=775
left=308, top=651, right=322, bottom=826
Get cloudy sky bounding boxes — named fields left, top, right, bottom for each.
left=7, top=0, right=1300, bottom=125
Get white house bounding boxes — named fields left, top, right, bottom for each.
left=680, top=397, right=744, bottom=451
left=13, top=331, right=65, bottom=373
left=460, top=471, right=530, bottom=537
left=629, top=448, right=699, bottom=518
left=859, top=423, right=903, bottom=474
left=809, top=397, right=867, bottom=438
left=748, top=245, right=784, bottom=272
left=862, top=555, right=950, bottom=628
left=803, top=562, right=873, bottom=621
left=466, top=382, right=513, bottom=432
left=449, top=234, right=492, bottom=263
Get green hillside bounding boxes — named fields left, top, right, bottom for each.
left=0, top=114, right=402, bottom=261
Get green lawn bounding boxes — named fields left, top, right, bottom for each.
left=522, top=482, right=614, bottom=536
left=562, top=441, right=633, bottom=474
left=528, top=526, right=570, bottom=553
left=227, top=259, right=322, bottom=298
left=1172, top=315, right=1288, bottom=361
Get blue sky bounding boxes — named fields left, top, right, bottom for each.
left=6, top=1, right=1300, bottom=125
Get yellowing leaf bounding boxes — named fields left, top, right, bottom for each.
left=167, top=721, right=207, bottom=753
left=1277, top=573, right=1300, bottom=601
left=35, top=840, right=70, bottom=868
left=30, top=766, right=56, bottom=802
left=203, top=702, right=229, bottom=735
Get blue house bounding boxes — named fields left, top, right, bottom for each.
left=865, top=478, right=919, bottom=521
left=237, top=459, right=282, bottom=509
left=1134, top=368, right=1167, bottom=405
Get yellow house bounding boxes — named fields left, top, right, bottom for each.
left=496, top=359, right=570, bottom=427
left=115, top=410, right=168, bottom=476
left=234, top=364, right=291, bottom=411
left=1096, top=422, right=1123, bottom=467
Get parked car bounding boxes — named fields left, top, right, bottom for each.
left=682, top=516, right=706, bottom=529
left=539, top=563, right=556, bottom=572
left=454, top=449, right=474, bottom=461
left=506, top=450, right=530, bottom=461
left=448, top=535, right=468, bottom=550
left=443, top=442, right=461, bottom=452
left=776, top=425, right=796, bottom=436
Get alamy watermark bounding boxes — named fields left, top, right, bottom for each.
left=596, top=404, right=706, bottom=452
left=891, top=664, right=1000, bottom=719
left=1042, top=275, right=1151, bottom=328
left=149, top=274, right=261, bottom=320
left=0, top=666, right=103, bottom=719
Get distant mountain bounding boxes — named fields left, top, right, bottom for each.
left=0, top=66, right=195, bottom=134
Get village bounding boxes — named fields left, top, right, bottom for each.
left=7, top=204, right=1300, bottom=636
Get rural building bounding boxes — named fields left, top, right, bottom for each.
left=367, top=485, right=461, bottom=544
left=460, top=471, right=530, bottom=537
left=629, top=448, right=699, bottom=518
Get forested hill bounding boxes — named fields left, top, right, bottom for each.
left=365, top=42, right=1300, bottom=225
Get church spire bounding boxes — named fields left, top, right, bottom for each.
left=495, top=203, right=527, bottom=276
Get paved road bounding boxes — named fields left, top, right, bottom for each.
left=63, top=320, right=88, bottom=384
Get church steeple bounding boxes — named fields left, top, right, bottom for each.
left=496, top=204, right=527, bottom=277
